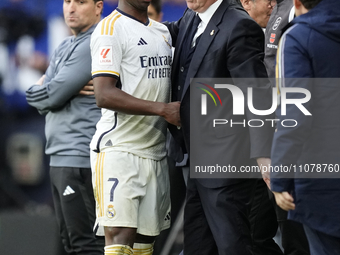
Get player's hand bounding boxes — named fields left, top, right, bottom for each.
left=79, top=80, right=95, bottom=95
left=257, top=157, right=271, bottom=190
left=35, top=75, right=45, bottom=86
left=273, top=191, right=295, bottom=211
left=163, top=101, right=181, bottom=127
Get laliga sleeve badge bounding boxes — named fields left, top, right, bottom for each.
left=107, top=204, right=116, bottom=219
left=99, top=46, right=113, bottom=65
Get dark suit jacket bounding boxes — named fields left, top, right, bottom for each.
left=166, top=0, right=274, bottom=188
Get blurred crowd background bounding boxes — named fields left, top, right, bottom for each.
left=0, top=0, right=185, bottom=254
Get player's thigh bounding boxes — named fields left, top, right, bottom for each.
left=137, top=156, right=171, bottom=236
left=91, top=151, right=147, bottom=228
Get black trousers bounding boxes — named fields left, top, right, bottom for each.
left=276, top=206, right=310, bottom=255
left=249, top=179, right=283, bottom=255
left=250, top=179, right=310, bottom=255
left=50, top=167, right=104, bottom=255
left=183, top=178, right=257, bottom=255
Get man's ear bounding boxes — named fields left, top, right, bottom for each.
left=293, top=0, right=304, bottom=16
left=240, top=0, right=252, bottom=12
left=293, top=0, right=301, bottom=8
left=96, top=1, right=104, bottom=16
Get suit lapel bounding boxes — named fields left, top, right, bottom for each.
left=181, top=0, right=231, bottom=100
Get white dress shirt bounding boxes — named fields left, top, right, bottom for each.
left=192, top=0, right=223, bottom=47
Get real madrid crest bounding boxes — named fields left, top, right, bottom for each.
left=107, top=204, right=116, bottom=219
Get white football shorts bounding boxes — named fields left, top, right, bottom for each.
left=91, top=150, right=171, bottom=236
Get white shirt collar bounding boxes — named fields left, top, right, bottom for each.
left=191, top=0, right=222, bottom=47
left=197, top=0, right=223, bottom=28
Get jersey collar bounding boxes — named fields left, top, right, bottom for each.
left=116, top=8, right=150, bottom=26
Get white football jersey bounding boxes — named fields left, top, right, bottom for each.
left=90, top=9, right=172, bottom=160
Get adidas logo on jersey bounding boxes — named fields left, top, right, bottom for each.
left=164, top=212, right=171, bottom=221
left=63, top=185, right=75, bottom=196
left=105, top=139, right=113, bottom=146
left=137, top=38, right=148, bottom=46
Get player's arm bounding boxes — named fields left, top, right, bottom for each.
left=26, top=38, right=93, bottom=112
left=94, top=76, right=181, bottom=126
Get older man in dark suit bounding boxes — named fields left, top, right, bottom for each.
left=166, top=0, right=275, bottom=254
